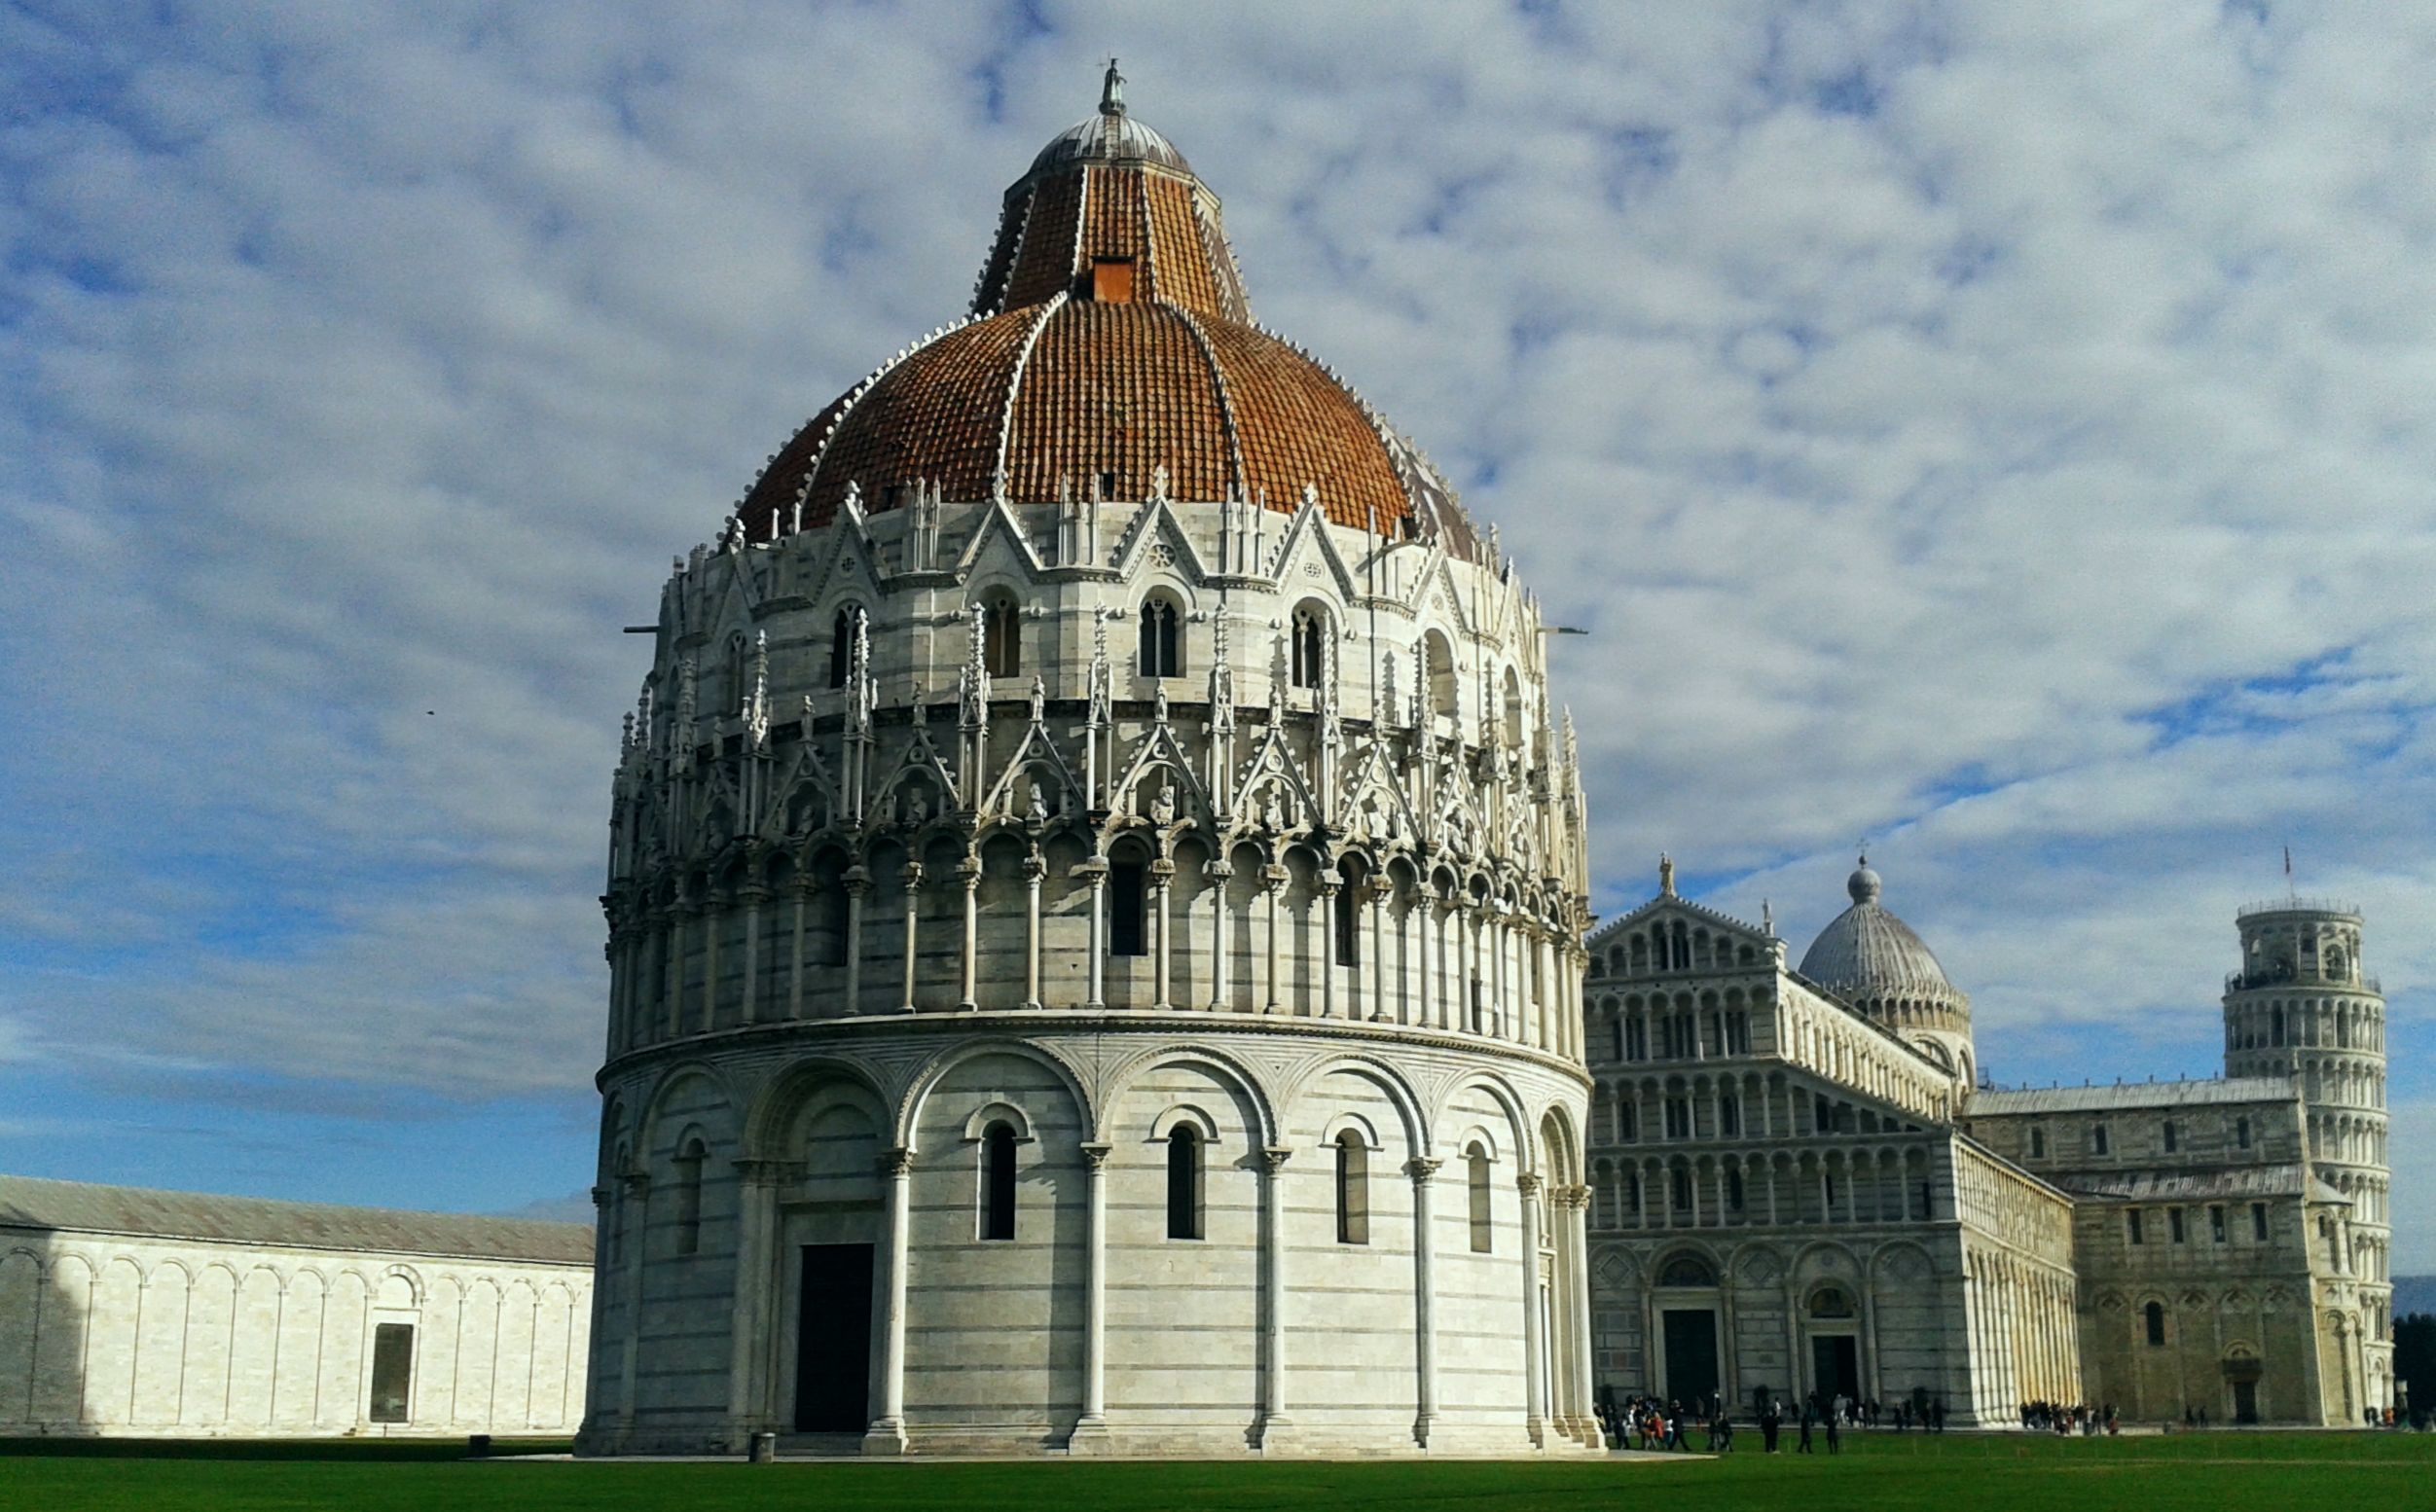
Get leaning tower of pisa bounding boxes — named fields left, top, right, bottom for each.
left=2221, top=898, right=2391, bottom=1411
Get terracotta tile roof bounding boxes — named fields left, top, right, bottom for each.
left=736, top=106, right=1472, bottom=547
left=0, top=1174, right=595, bottom=1266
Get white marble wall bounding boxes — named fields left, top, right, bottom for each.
left=0, top=1228, right=589, bottom=1437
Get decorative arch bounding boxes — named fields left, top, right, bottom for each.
left=1432, top=1069, right=1535, bottom=1172
left=1282, top=1053, right=1426, bottom=1159
left=1147, top=1102, right=1225, bottom=1144
left=896, top=1035, right=1095, bottom=1153
left=743, top=1054, right=892, bottom=1158
left=1094, top=1049, right=1273, bottom=1137
left=962, top=1099, right=1040, bottom=1143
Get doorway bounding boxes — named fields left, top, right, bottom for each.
left=2233, top=1379, right=2259, bottom=1424
left=1661, top=1309, right=1720, bottom=1406
left=1810, top=1335, right=1860, bottom=1404
left=794, top=1243, right=875, bottom=1432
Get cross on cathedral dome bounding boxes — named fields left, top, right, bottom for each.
left=736, top=67, right=1479, bottom=556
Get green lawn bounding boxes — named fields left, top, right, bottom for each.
left=2, top=1430, right=2430, bottom=1512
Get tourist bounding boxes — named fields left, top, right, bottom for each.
left=1798, top=1400, right=1815, bottom=1454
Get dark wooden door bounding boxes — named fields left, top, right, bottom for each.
left=794, top=1243, right=875, bottom=1432
left=1662, top=1309, right=1719, bottom=1405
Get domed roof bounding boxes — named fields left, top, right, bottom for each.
left=1798, top=857, right=1963, bottom=1002
left=735, top=66, right=1478, bottom=556
left=1027, top=63, right=1192, bottom=177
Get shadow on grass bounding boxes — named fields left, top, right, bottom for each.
left=0, top=1436, right=573, bottom=1461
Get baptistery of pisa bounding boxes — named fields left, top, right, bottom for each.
left=580, top=67, right=1598, bottom=1457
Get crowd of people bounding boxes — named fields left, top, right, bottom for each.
left=1593, top=1389, right=2425, bottom=1450
left=1594, top=1390, right=1950, bottom=1453
left=2019, top=1399, right=2120, bottom=1434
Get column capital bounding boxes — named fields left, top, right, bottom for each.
left=731, top=1158, right=790, bottom=1187
left=1516, top=1172, right=1544, bottom=1197
left=1078, top=1140, right=1112, bottom=1170
left=1406, top=1156, right=1443, bottom=1185
left=878, top=1146, right=915, bottom=1178
left=1260, top=1144, right=1295, bottom=1174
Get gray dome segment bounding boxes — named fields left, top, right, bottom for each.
left=1799, top=858, right=1959, bottom=999
left=1028, top=111, right=1193, bottom=176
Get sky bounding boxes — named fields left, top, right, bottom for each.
left=2, top=1, right=2431, bottom=1269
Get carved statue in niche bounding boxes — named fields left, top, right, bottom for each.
left=1151, top=782, right=1178, bottom=828
left=1027, top=781, right=1049, bottom=823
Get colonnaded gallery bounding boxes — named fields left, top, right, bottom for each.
left=579, top=70, right=2394, bottom=1455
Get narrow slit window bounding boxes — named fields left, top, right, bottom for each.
left=1109, top=859, right=1147, bottom=956
left=1467, top=1145, right=1493, bottom=1253
left=674, top=1137, right=707, bottom=1256
left=980, top=1121, right=1018, bottom=1241
left=1166, top=1126, right=1204, bottom=1241
left=1334, top=1132, right=1369, bottom=1244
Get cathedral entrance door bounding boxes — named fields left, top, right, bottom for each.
left=1810, top=1335, right=1860, bottom=1405
left=795, top=1243, right=875, bottom=1432
left=2233, top=1380, right=2258, bottom=1424
left=1661, top=1310, right=1720, bottom=1406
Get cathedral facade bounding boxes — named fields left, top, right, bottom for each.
left=1582, top=864, right=2393, bottom=1426
left=580, top=70, right=1598, bottom=1458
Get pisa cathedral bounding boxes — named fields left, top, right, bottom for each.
left=578, top=71, right=2395, bottom=1454
left=1581, top=864, right=2392, bottom=1426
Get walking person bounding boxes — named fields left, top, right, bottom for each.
left=1825, top=1408, right=1841, bottom=1455
left=1798, top=1400, right=1815, bottom=1455
left=1762, top=1399, right=1782, bottom=1454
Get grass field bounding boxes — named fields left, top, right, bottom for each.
left=3, top=1429, right=2430, bottom=1512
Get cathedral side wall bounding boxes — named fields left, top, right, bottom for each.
left=0, top=1227, right=589, bottom=1438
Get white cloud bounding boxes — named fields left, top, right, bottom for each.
left=2, top=1, right=2432, bottom=1256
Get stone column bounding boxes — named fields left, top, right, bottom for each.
left=1567, top=1185, right=1595, bottom=1441
left=865, top=1147, right=914, bottom=1455
left=701, top=889, right=723, bottom=1031
left=725, top=1160, right=782, bottom=1440
left=1152, top=859, right=1175, bottom=1011
left=663, top=905, right=685, bottom=1038
left=615, top=1172, right=649, bottom=1430
left=1456, top=898, right=1477, bottom=1033
left=842, top=872, right=868, bottom=1018
left=740, top=882, right=766, bottom=1025
left=1261, top=865, right=1285, bottom=1014
left=958, top=856, right=981, bottom=1010
left=1023, top=852, right=1044, bottom=1009
left=1408, top=1156, right=1442, bottom=1447
left=1084, top=861, right=1108, bottom=1010
left=1071, top=1141, right=1113, bottom=1451
left=786, top=875, right=809, bottom=1020
left=1258, top=1145, right=1295, bottom=1449
left=1418, top=891, right=1436, bottom=1028
left=1519, top=1172, right=1547, bottom=1446
left=1318, top=878, right=1340, bottom=1019
left=899, top=864, right=924, bottom=1013
left=1367, top=879, right=1391, bottom=1023
left=1208, top=859, right=1232, bottom=1010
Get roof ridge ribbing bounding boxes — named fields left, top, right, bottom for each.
left=1163, top=301, right=1249, bottom=503
left=993, top=294, right=1071, bottom=500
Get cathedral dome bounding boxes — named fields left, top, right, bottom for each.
left=1799, top=857, right=1959, bottom=999
left=735, top=63, right=1476, bottom=555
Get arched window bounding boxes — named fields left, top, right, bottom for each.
left=2236, top=1116, right=2252, bottom=1150
left=2143, top=1301, right=2166, bottom=1348
left=1333, top=1131, right=1369, bottom=1244
left=1109, top=848, right=1148, bottom=956
left=980, top=1121, right=1018, bottom=1241
left=2272, top=1007, right=2285, bottom=1046
left=1332, top=860, right=1363, bottom=968
left=1138, top=596, right=1181, bottom=678
left=2030, top=1127, right=2046, bottom=1159
left=1810, top=1287, right=1855, bottom=1318
left=2091, top=1123, right=2110, bottom=1156
left=1727, top=1168, right=1745, bottom=1212
left=827, top=606, right=860, bottom=689
left=982, top=593, right=1021, bottom=677
left=1467, top=1143, right=1493, bottom=1253
left=1166, top=1125, right=1204, bottom=1241
left=2163, top=1121, right=2178, bottom=1153
left=723, top=633, right=748, bottom=713
left=1424, top=630, right=1457, bottom=713
left=1656, top=1253, right=1716, bottom=1287
left=674, top=1135, right=707, bottom=1256
left=1291, top=603, right=1328, bottom=690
